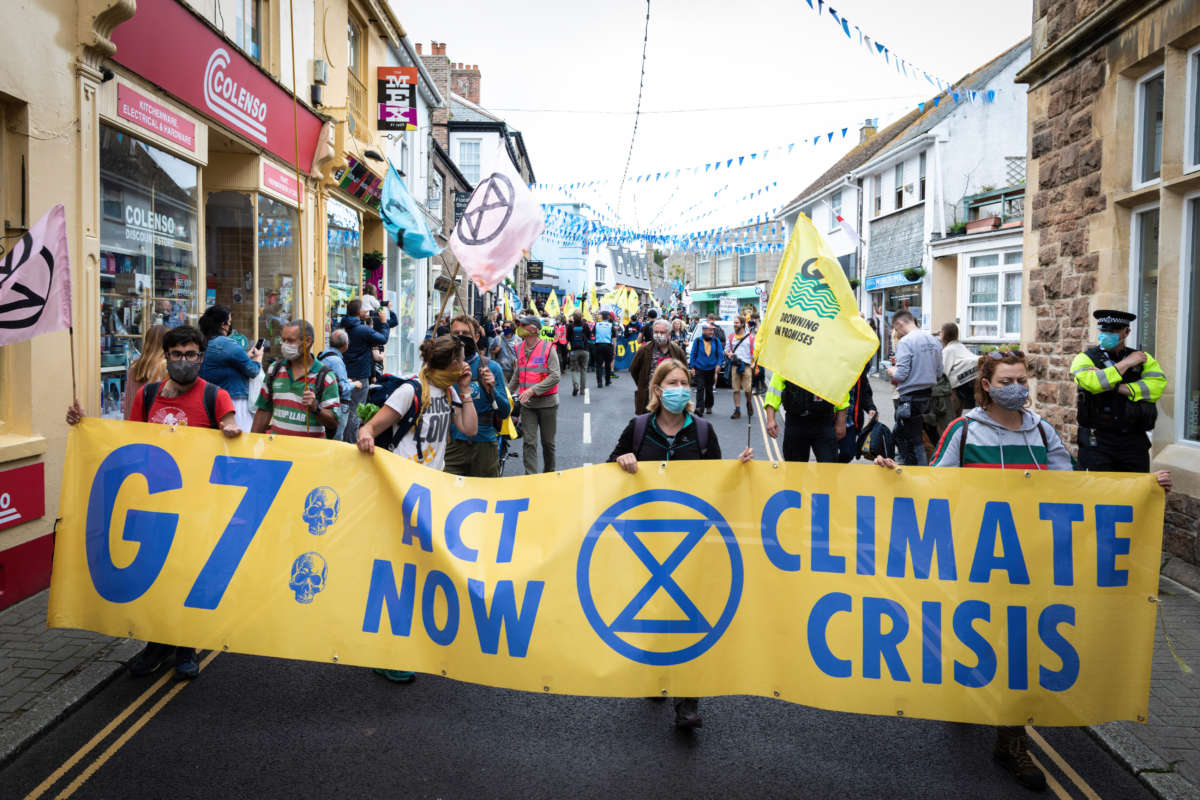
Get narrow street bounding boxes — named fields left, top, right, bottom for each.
left=0, top=377, right=1153, bottom=800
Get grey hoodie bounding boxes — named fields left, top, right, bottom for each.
left=931, top=407, right=1074, bottom=471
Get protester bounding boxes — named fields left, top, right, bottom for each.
left=251, top=320, right=340, bottom=438
left=688, top=322, right=724, bottom=417
left=508, top=315, right=562, bottom=474
left=939, top=322, right=978, bottom=415
left=669, top=317, right=689, bottom=350
left=444, top=315, right=510, bottom=477
left=593, top=311, right=616, bottom=387
left=607, top=359, right=752, bottom=729
left=764, top=376, right=847, bottom=463
left=638, top=308, right=658, bottom=342
left=725, top=315, right=755, bottom=419
left=1072, top=309, right=1167, bottom=473
left=67, top=325, right=241, bottom=679
left=492, top=320, right=519, bottom=382
left=886, top=310, right=942, bottom=465
left=338, top=298, right=389, bottom=442
left=198, top=304, right=263, bottom=431
left=554, top=315, right=569, bottom=377
left=874, top=349, right=1169, bottom=790
left=566, top=311, right=593, bottom=396
left=122, top=324, right=168, bottom=419
left=837, top=366, right=876, bottom=463
left=317, top=329, right=358, bottom=442
left=630, top=319, right=688, bottom=415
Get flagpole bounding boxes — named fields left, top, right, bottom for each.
left=68, top=326, right=78, bottom=402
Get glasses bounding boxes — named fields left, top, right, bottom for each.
left=987, top=349, right=1024, bottom=360
left=167, top=350, right=202, bottom=362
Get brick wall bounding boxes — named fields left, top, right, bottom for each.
left=418, top=42, right=450, bottom=149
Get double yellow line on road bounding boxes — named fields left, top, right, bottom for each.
left=24, top=651, right=219, bottom=800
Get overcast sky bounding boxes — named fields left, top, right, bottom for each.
left=389, top=0, right=1033, bottom=235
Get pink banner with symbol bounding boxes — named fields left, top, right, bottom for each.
left=0, top=204, right=72, bottom=345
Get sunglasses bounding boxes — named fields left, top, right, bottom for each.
left=987, top=349, right=1025, bottom=360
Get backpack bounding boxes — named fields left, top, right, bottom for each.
left=855, top=417, right=895, bottom=460
left=367, top=376, right=426, bottom=455
left=316, top=350, right=349, bottom=407
left=264, top=359, right=338, bottom=438
left=141, top=381, right=220, bottom=428
left=630, top=413, right=712, bottom=458
left=957, top=416, right=1050, bottom=465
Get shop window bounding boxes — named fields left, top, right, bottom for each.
left=1135, top=70, right=1164, bottom=186
left=99, top=125, right=199, bottom=419
left=347, top=13, right=368, bottom=137
left=257, top=195, right=298, bottom=358
left=1185, top=196, right=1200, bottom=441
left=966, top=251, right=1021, bottom=340
left=459, top=140, right=481, bottom=184
left=1132, top=206, right=1159, bottom=354
left=738, top=253, right=756, bottom=283
left=205, top=191, right=255, bottom=344
left=326, top=198, right=361, bottom=337
left=717, top=254, right=734, bottom=285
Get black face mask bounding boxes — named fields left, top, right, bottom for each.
left=456, top=334, right=477, bottom=358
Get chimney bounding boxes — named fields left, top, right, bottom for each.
left=419, top=41, right=452, bottom=148
left=451, top=60, right=482, bottom=105
left=415, top=42, right=422, bottom=54
left=859, top=117, right=878, bottom=144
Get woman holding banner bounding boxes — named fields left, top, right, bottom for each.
left=875, top=349, right=1170, bottom=789
left=607, top=358, right=752, bottom=729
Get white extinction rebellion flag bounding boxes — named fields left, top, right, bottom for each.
left=449, top=142, right=544, bottom=292
left=0, top=204, right=72, bottom=345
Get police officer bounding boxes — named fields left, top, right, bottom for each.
left=1071, top=309, right=1166, bottom=472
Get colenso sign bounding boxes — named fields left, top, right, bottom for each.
left=110, top=0, right=322, bottom=171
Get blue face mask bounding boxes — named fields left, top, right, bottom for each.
left=660, top=386, right=690, bottom=413
left=1098, top=331, right=1121, bottom=351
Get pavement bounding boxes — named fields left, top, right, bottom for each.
left=0, top=370, right=1195, bottom=799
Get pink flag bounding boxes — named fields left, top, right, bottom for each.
left=0, top=204, right=72, bottom=345
left=450, top=143, right=544, bottom=292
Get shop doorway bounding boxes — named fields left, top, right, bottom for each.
left=205, top=191, right=256, bottom=347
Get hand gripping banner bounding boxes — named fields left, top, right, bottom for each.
left=51, top=419, right=1165, bottom=726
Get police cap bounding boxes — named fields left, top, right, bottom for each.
left=1093, top=309, right=1136, bottom=330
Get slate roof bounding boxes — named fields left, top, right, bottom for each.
left=449, top=92, right=505, bottom=124
left=778, top=37, right=1031, bottom=215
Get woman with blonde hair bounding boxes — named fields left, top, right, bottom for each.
left=607, top=358, right=752, bottom=729
left=122, top=324, right=169, bottom=419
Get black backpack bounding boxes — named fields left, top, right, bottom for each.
left=367, top=376, right=425, bottom=455
left=630, top=413, right=712, bottom=458
left=780, top=382, right=835, bottom=421
left=140, top=381, right=220, bottom=428
left=263, top=359, right=338, bottom=438
left=316, top=350, right=349, bottom=407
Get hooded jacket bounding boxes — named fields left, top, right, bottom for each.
left=338, top=314, right=389, bottom=380
left=930, top=406, right=1073, bottom=471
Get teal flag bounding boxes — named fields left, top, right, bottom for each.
left=381, top=164, right=440, bottom=258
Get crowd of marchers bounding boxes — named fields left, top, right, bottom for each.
left=63, top=293, right=1172, bottom=791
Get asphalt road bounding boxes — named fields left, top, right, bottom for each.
left=0, top=372, right=1154, bottom=800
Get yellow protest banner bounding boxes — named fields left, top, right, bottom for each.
left=755, top=213, right=879, bottom=403
left=52, top=419, right=1164, bottom=726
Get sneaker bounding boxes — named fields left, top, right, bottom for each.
left=374, top=668, right=416, bottom=683
left=993, top=727, right=1047, bottom=791
left=674, top=697, right=702, bottom=729
left=129, top=642, right=172, bottom=677
left=173, top=647, right=200, bottom=680
left=730, top=408, right=741, bottom=419
left=572, top=386, right=579, bottom=397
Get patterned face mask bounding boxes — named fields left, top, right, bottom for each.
left=988, top=382, right=1029, bottom=410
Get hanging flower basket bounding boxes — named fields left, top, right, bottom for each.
left=903, top=266, right=926, bottom=282
left=362, top=250, right=384, bottom=270
left=849, top=278, right=861, bottom=289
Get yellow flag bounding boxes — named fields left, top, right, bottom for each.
left=504, top=292, right=514, bottom=322
left=545, top=290, right=560, bottom=317
left=563, top=295, right=576, bottom=317
left=754, top=214, right=879, bottom=403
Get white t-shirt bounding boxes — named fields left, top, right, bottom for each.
left=383, top=381, right=461, bottom=470
left=361, top=294, right=381, bottom=313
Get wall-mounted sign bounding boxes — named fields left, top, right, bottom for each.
left=116, top=84, right=196, bottom=151
left=333, top=155, right=382, bottom=210
left=527, top=261, right=544, bottom=281
left=0, top=463, right=44, bottom=533
left=864, top=270, right=923, bottom=292
left=453, top=191, right=471, bottom=224
left=377, top=67, right=418, bottom=131
left=261, top=160, right=303, bottom=206
left=110, top=0, right=322, bottom=171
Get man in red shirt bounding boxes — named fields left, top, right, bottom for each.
left=66, top=325, right=240, bottom=679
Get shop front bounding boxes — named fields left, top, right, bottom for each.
left=865, top=271, right=924, bottom=360
left=689, top=285, right=761, bottom=319
left=98, top=0, right=324, bottom=415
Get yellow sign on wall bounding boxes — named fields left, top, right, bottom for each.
left=51, top=419, right=1165, bottom=726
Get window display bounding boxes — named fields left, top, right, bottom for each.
left=99, top=125, right=199, bottom=418
left=327, top=198, right=361, bottom=340
left=258, top=195, right=299, bottom=359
